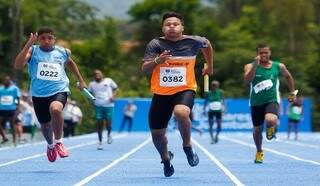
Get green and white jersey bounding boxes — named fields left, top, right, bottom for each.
left=249, top=61, right=281, bottom=106
left=288, top=104, right=302, bottom=121
left=206, top=89, right=223, bottom=112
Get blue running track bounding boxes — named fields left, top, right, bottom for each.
left=0, top=132, right=319, bottom=186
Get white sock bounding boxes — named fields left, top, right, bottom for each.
left=54, top=139, right=62, bottom=144
left=48, top=144, right=55, bottom=149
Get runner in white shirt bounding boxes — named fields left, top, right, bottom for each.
left=89, top=69, right=118, bottom=150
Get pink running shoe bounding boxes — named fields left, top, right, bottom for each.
left=55, top=143, right=69, bottom=158
left=47, top=146, right=57, bottom=162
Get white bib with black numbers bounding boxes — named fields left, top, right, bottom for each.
left=0, top=96, right=14, bottom=105
left=36, top=62, right=62, bottom=81
left=292, top=106, right=302, bottom=115
left=209, top=101, right=222, bottom=110
left=253, top=79, right=273, bottom=94
left=159, top=67, right=186, bottom=87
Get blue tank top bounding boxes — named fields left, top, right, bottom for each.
left=28, top=45, right=70, bottom=97
left=0, top=85, right=20, bottom=110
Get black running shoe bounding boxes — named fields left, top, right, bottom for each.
left=183, top=146, right=199, bottom=167
left=161, top=151, right=174, bottom=177
left=1, top=138, right=8, bottom=144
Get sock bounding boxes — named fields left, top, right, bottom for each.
left=55, top=139, right=62, bottom=144
left=48, top=144, right=55, bottom=149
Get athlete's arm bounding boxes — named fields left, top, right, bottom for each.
left=200, top=41, right=214, bottom=76
left=14, top=33, right=37, bottom=70
left=279, top=63, right=295, bottom=92
left=141, top=50, right=171, bottom=73
left=244, top=56, right=260, bottom=85
left=65, top=48, right=87, bottom=89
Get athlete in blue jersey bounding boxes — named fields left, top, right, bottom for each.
left=14, top=27, right=87, bottom=162
left=0, top=76, right=20, bottom=145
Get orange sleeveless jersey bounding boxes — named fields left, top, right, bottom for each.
left=150, top=56, right=197, bottom=95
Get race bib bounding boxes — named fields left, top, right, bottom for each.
left=159, top=67, right=186, bottom=87
left=292, top=106, right=302, bottom=115
left=36, top=62, right=62, bottom=81
left=253, top=79, right=273, bottom=94
left=209, top=101, right=222, bottom=111
left=0, top=96, right=14, bottom=105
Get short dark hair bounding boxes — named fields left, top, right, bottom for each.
left=256, top=43, right=269, bottom=51
left=162, top=12, right=184, bottom=25
left=37, top=27, right=54, bottom=36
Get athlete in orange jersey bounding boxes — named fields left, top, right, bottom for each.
left=142, top=12, right=214, bottom=177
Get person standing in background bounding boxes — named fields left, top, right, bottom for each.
left=119, top=100, right=137, bottom=133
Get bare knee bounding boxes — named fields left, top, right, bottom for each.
left=173, top=105, right=190, bottom=120
left=265, top=113, right=278, bottom=125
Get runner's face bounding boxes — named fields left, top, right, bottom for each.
left=3, top=76, right=11, bottom=86
left=257, top=47, right=271, bottom=63
left=162, top=17, right=184, bottom=39
left=94, top=71, right=103, bottom=81
left=38, top=33, right=55, bottom=49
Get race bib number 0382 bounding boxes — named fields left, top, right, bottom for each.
left=159, top=67, right=186, bottom=87
left=36, top=62, right=62, bottom=81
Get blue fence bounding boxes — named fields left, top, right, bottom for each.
left=112, top=98, right=312, bottom=132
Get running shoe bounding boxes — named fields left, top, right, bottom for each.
left=183, top=146, right=199, bottom=167
left=47, top=146, right=57, bottom=162
left=97, top=142, right=103, bottom=150
left=254, top=151, right=264, bottom=164
left=55, top=142, right=69, bottom=158
left=161, top=151, right=174, bottom=177
left=107, top=136, right=113, bottom=144
left=266, top=126, right=275, bottom=140
left=1, top=138, right=9, bottom=144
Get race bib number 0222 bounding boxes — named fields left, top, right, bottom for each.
left=36, top=62, right=62, bottom=81
left=159, top=67, right=186, bottom=87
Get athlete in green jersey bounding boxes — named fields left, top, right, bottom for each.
left=244, top=44, right=297, bottom=163
left=287, top=97, right=303, bottom=140
left=204, top=80, right=224, bottom=144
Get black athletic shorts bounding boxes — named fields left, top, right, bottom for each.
left=149, top=90, right=195, bottom=129
left=208, top=111, right=222, bottom=120
left=288, top=118, right=300, bottom=124
left=250, top=102, right=279, bottom=126
left=32, top=92, right=68, bottom=124
left=0, top=110, right=16, bottom=128
left=0, top=110, right=16, bottom=118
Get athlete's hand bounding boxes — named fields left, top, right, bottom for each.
left=77, top=81, right=87, bottom=90
left=154, top=50, right=172, bottom=65
left=288, top=90, right=298, bottom=102
left=202, top=66, right=213, bottom=76
left=254, top=55, right=261, bottom=66
left=25, top=33, right=38, bottom=48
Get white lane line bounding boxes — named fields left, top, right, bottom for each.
left=0, top=134, right=128, bottom=168
left=192, top=139, right=245, bottom=186
left=73, top=137, right=152, bottom=186
left=220, top=136, right=320, bottom=166
left=276, top=139, right=320, bottom=149
left=0, top=133, right=97, bottom=151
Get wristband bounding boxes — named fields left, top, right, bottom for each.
left=154, top=57, right=159, bottom=64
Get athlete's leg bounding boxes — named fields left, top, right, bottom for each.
left=174, top=105, right=192, bottom=147
left=208, top=112, right=214, bottom=143
left=119, top=116, right=127, bottom=133
left=49, top=101, right=64, bottom=141
left=96, top=119, right=104, bottom=143
left=265, top=113, right=278, bottom=128
left=287, top=121, right=292, bottom=139
left=151, top=128, right=170, bottom=160
left=253, top=125, right=263, bottom=152
left=215, top=114, right=222, bottom=143
left=128, top=117, right=133, bottom=133
left=0, top=117, right=8, bottom=142
left=41, top=122, right=54, bottom=145
left=8, top=117, right=17, bottom=145
left=294, top=123, right=299, bottom=140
